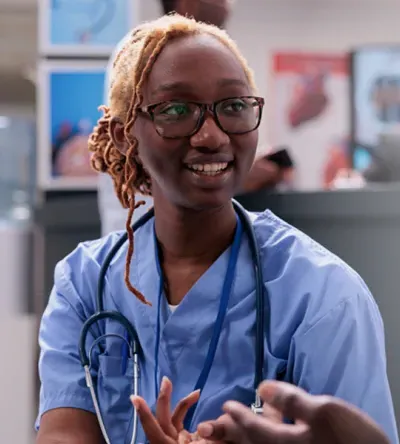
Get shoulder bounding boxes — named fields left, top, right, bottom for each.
left=250, top=209, right=377, bottom=327
left=55, top=217, right=154, bottom=291
left=54, top=230, right=126, bottom=295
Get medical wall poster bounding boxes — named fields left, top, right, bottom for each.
left=351, top=46, right=400, bottom=174
left=38, top=0, right=138, bottom=56
left=37, top=61, right=107, bottom=191
left=270, top=52, right=351, bottom=191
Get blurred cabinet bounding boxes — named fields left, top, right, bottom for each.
left=34, top=191, right=100, bottom=313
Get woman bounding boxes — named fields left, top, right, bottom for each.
left=98, top=0, right=283, bottom=236
left=35, top=14, right=398, bottom=444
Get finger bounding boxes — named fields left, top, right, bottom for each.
left=171, top=389, right=201, bottom=431
left=131, top=395, right=173, bottom=444
left=224, top=401, right=310, bottom=444
left=193, top=440, right=225, bottom=444
left=259, top=381, right=317, bottom=423
left=260, top=382, right=390, bottom=444
left=178, top=429, right=194, bottom=444
left=262, top=402, right=283, bottom=423
left=197, top=414, right=240, bottom=442
left=156, top=377, right=177, bottom=438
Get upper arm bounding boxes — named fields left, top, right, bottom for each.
left=36, top=260, right=102, bottom=441
left=36, top=408, right=104, bottom=444
left=292, top=287, right=399, bottom=444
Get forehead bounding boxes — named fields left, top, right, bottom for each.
left=143, top=33, right=250, bottom=102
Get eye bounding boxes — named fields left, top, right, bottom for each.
left=220, top=98, right=250, bottom=114
left=157, top=102, right=191, bottom=118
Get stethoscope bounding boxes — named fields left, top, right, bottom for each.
left=79, top=199, right=266, bottom=444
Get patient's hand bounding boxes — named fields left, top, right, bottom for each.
left=131, top=377, right=200, bottom=444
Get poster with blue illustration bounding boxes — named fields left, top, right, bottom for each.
left=351, top=46, right=400, bottom=177
left=39, top=0, right=137, bottom=56
left=37, top=61, right=107, bottom=190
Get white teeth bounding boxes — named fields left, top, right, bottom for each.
left=187, top=162, right=229, bottom=175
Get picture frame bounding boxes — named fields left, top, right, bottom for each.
left=38, top=0, right=138, bottom=57
left=350, top=45, right=400, bottom=173
left=270, top=52, right=350, bottom=191
left=36, top=60, right=107, bottom=191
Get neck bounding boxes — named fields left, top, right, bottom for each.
left=153, top=199, right=237, bottom=265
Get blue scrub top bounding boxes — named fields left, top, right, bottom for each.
left=36, top=209, right=399, bottom=444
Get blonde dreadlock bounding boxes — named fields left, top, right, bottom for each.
left=88, top=14, right=256, bottom=305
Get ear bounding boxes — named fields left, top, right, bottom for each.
left=109, top=117, right=129, bottom=155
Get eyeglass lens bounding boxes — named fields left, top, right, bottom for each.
left=151, top=97, right=261, bottom=137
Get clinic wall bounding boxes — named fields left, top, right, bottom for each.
left=140, top=0, right=400, bottom=149
left=229, top=0, right=400, bottom=149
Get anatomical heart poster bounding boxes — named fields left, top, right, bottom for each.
left=270, top=52, right=351, bottom=190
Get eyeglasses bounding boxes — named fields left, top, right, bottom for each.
left=137, top=96, right=264, bottom=139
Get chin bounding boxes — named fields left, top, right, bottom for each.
left=179, top=189, right=235, bottom=212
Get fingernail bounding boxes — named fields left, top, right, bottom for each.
left=223, top=401, right=237, bottom=413
left=160, top=376, right=168, bottom=392
left=259, top=383, right=277, bottom=403
left=198, top=423, right=213, bottom=437
left=130, top=395, right=140, bottom=411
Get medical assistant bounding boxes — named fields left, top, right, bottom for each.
left=36, top=209, right=399, bottom=444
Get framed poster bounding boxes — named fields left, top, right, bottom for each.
left=37, top=60, right=107, bottom=191
left=38, top=0, right=138, bottom=56
left=270, top=52, right=351, bottom=191
left=350, top=45, right=400, bottom=175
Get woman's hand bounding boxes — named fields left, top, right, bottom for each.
left=131, top=376, right=200, bottom=444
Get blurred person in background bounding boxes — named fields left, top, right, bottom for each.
left=98, top=0, right=284, bottom=235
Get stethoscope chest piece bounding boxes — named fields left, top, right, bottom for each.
left=251, top=391, right=263, bottom=415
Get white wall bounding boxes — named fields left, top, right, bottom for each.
left=140, top=0, right=400, bottom=148
left=228, top=0, right=400, bottom=148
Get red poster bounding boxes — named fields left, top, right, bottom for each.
left=270, top=52, right=351, bottom=190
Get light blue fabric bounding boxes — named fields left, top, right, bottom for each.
left=36, top=209, right=399, bottom=444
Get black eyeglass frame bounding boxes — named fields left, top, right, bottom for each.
left=137, top=96, right=265, bottom=139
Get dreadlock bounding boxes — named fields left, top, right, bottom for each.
left=88, top=14, right=256, bottom=306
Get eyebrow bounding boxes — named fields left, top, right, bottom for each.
left=153, top=78, right=248, bottom=93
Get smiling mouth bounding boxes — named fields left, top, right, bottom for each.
left=185, top=162, right=233, bottom=176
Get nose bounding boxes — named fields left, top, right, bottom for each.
left=190, top=115, right=230, bottom=150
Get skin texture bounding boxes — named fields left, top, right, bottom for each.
left=131, top=380, right=390, bottom=444
left=36, top=409, right=105, bottom=444
left=132, top=377, right=200, bottom=444
left=194, top=381, right=391, bottom=444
